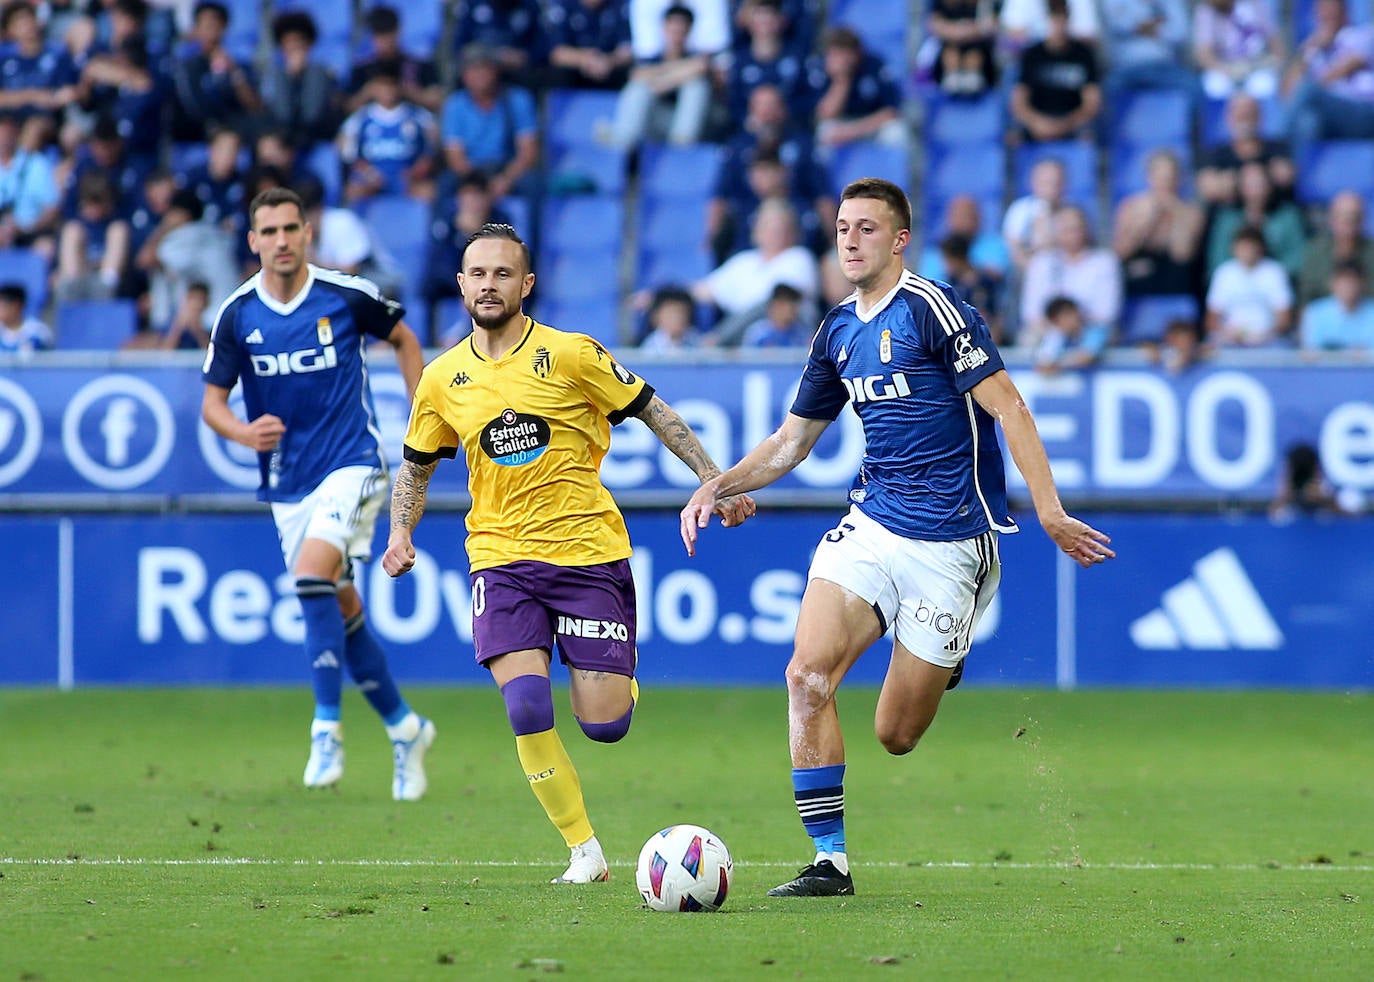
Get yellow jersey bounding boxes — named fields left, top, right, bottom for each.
left=403, top=317, right=654, bottom=572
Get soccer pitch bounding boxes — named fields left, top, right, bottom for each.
left=2, top=687, right=1371, bottom=979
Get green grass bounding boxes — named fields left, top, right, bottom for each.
left=2, top=687, right=1371, bottom=980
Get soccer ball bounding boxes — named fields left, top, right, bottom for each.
left=636, top=824, right=733, bottom=912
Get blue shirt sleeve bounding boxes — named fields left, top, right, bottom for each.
left=202, top=302, right=242, bottom=388
left=789, top=311, right=849, bottom=419
left=349, top=288, right=407, bottom=341
left=508, top=86, right=538, bottom=136
left=937, top=294, right=1005, bottom=395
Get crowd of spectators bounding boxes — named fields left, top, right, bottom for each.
left=0, top=0, right=1371, bottom=361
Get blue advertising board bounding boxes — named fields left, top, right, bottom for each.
left=2, top=358, right=1373, bottom=503
left=3, top=511, right=1370, bottom=690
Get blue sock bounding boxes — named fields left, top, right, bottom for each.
left=298, top=577, right=344, bottom=720
left=792, top=764, right=846, bottom=855
left=343, top=611, right=409, bottom=725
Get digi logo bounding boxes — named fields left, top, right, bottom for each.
left=62, top=375, right=175, bottom=490
left=0, top=376, right=42, bottom=488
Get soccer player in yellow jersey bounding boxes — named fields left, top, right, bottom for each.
left=382, top=223, right=754, bottom=883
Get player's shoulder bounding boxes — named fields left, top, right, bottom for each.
left=310, top=265, right=387, bottom=302
left=209, top=273, right=262, bottom=333
left=894, top=269, right=970, bottom=337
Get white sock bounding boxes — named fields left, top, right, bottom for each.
left=311, top=719, right=341, bottom=736
left=815, top=851, right=850, bottom=875
left=385, top=712, right=420, bottom=742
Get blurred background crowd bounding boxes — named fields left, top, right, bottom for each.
left=0, top=0, right=1372, bottom=369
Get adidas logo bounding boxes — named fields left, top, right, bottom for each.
left=312, top=650, right=340, bottom=669
left=837, top=344, right=848, bottom=364
left=245, top=328, right=264, bottom=344
left=1130, top=548, right=1283, bottom=651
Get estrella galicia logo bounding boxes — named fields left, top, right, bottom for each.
left=480, top=408, right=551, bottom=466
left=531, top=345, right=552, bottom=378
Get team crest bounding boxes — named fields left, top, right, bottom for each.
left=531, top=346, right=552, bottom=378
left=316, top=317, right=333, bottom=345
left=879, top=329, right=892, bottom=364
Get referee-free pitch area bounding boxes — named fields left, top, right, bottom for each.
left=2, top=687, right=1370, bottom=979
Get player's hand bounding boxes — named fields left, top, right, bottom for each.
left=679, top=483, right=719, bottom=557
left=714, top=492, right=756, bottom=529
left=382, top=533, right=416, bottom=578
left=1043, top=513, right=1115, bottom=568
left=243, top=414, right=285, bottom=452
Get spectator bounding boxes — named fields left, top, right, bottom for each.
left=55, top=169, right=130, bottom=302
left=545, top=0, right=634, bottom=90
left=1112, top=149, right=1204, bottom=301
left=688, top=197, right=818, bottom=343
left=603, top=3, right=712, bottom=148
left=1299, top=191, right=1374, bottom=307
left=137, top=187, right=238, bottom=333
left=423, top=173, right=511, bottom=307
left=1009, top=0, right=1102, bottom=144
left=723, top=0, right=812, bottom=127
left=78, top=0, right=163, bottom=170
left=1033, top=295, right=1109, bottom=372
left=1002, top=156, right=1065, bottom=271
left=347, top=5, right=443, bottom=115
left=919, top=194, right=1009, bottom=281
left=0, top=110, right=60, bottom=256
left=810, top=25, right=904, bottom=151
left=1205, top=159, right=1305, bottom=278
left=182, top=125, right=245, bottom=233
left=1299, top=261, right=1374, bottom=351
left=452, top=0, right=548, bottom=87
left=1192, top=0, right=1283, bottom=103
left=0, top=1, right=81, bottom=133
left=629, top=0, right=729, bottom=61
left=60, top=115, right=144, bottom=219
left=1196, top=92, right=1295, bottom=209
left=709, top=83, right=833, bottom=257
left=298, top=177, right=403, bottom=300
left=741, top=282, right=810, bottom=347
left=1020, top=205, right=1122, bottom=346
left=440, top=44, right=539, bottom=201
left=167, top=0, right=260, bottom=144
left=1204, top=224, right=1293, bottom=347
left=1100, top=0, right=1195, bottom=99
left=1268, top=443, right=1350, bottom=520
left=999, top=0, right=1100, bottom=47
left=935, top=232, right=1003, bottom=341
left=259, top=11, right=342, bottom=150
left=923, top=0, right=998, bottom=97
left=732, top=0, right=814, bottom=56
left=818, top=248, right=850, bottom=308
left=338, top=66, right=439, bottom=204
left=1155, top=316, right=1207, bottom=374
left=638, top=284, right=702, bottom=350
left=160, top=279, right=211, bottom=349
left=1282, top=0, right=1374, bottom=151
left=0, top=282, right=51, bottom=354
left=126, top=166, right=176, bottom=260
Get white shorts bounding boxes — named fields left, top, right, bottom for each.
left=807, top=506, right=1002, bottom=669
left=270, top=465, right=388, bottom=577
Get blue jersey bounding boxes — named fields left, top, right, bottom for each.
left=791, top=268, right=1018, bottom=542
left=202, top=265, right=405, bottom=503
left=339, top=103, right=437, bottom=196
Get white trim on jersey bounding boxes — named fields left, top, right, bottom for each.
left=203, top=272, right=262, bottom=373
left=901, top=270, right=963, bottom=337
left=964, top=393, right=1020, bottom=534
left=311, top=264, right=388, bottom=303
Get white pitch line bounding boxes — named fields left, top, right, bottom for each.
left=3, top=858, right=1373, bottom=872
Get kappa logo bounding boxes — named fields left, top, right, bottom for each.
left=1130, top=548, right=1283, bottom=651
left=952, top=333, right=989, bottom=373
left=245, top=328, right=264, bottom=344
left=450, top=371, right=471, bottom=387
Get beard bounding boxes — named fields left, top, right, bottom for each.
left=467, top=295, right=517, bottom=329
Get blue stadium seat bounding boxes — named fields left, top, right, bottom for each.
left=827, top=140, right=909, bottom=197
left=56, top=299, right=139, bottom=350
left=1297, top=141, right=1374, bottom=204
left=432, top=296, right=469, bottom=344
left=303, top=142, right=343, bottom=206
left=1114, top=90, right=1193, bottom=147
left=360, top=0, right=444, bottom=58
left=223, top=0, right=261, bottom=62
left=1110, top=143, right=1194, bottom=204
left=545, top=89, right=621, bottom=151
left=927, top=142, right=1004, bottom=204
left=0, top=248, right=49, bottom=316
left=542, top=249, right=619, bottom=305
left=637, top=245, right=713, bottom=289
left=363, top=194, right=431, bottom=254
left=532, top=298, right=620, bottom=346
left=1199, top=93, right=1284, bottom=147
left=926, top=92, right=1004, bottom=146
left=1014, top=141, right=1098, bottom=200
left=639, top=197, right=709, bottom=251
left=639, top=144, right=724, bottom=200
left=827, top=0, right=907, bottom=78
left=545, top=144, right=627, bottom=195
left=1295, top=0, right=1369, bottom=40
left=541, top=195, right=624, bottom=253
left=1120, top=294, right=1198, bottom=345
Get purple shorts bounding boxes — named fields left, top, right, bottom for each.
left=470, top=559, right=638, bottom=676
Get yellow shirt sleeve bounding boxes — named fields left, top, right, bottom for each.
left=402, top=367, right=461, bottom=463
left=573, top=335, right=654, bottom=424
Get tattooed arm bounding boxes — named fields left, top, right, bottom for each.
left=382, top=458, right=439, bottom=577
left=637, top=394, right=756, bottom=528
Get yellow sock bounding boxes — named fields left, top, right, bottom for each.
left=515, top=728, right=594, bottom=847
left=630, top=676, right=640, bottom=705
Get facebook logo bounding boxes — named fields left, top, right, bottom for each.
left=100, top=397, right=139, bottom=467
left=63, top=375, right=175, bottom=490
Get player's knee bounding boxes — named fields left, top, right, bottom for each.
left=875, top=718, right=929, bottom=756
left=500, top=674, right=555, bottom=736
left=577, top=701, right=634, bottom=744
left=784, top=658, right=833, bottom=709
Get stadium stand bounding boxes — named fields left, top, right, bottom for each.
left=55, top=299, right=139, bottom=350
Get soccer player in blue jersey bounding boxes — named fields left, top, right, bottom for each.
left=201, top=186, right=437, bottom=801
left=681, top=177, right=1115, bottom=896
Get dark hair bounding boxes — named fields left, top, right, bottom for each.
left=1044, top=295, right=1080, bottom=322
left=1232, top=225, right=1267, bottom=250
left=272, top=10, right=317, bottom=46
left=663, top=4, right=694, bottom=25
left=114, top=0, right=149, bottom=24
left=170, top=188, right=205, bottom=222
left=0, top=282, right=26, bottom=305
left=1286, top=443, right=1322, bottom=492
left=248, top=186, right=305, bottom=228
left=365, top=5, right=399, bottom=34
left=91, top=115, right=123, bottom=143
left=1332, top=260, right=1365, bottom=280
left=193, top=1, right=229, bottom=26
left=462, top=222, right=531, bottom=273
left=769, top=283, right=802, bottom=304
left=0, top=1, right=35, bottom=34
left=840, top=177, right=912, bottom=233
left=939, top=233, right=972, bottom=261
left=1046, top=0, right=1069, bottom=17
left=649, top=285, right=694, bottom=318
left=821, top=25, right=862, bottom=51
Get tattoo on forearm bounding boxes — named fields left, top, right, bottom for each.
left=390, top=460, right=438, bottom=532
left=639, top=397, right=721, bottom=482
